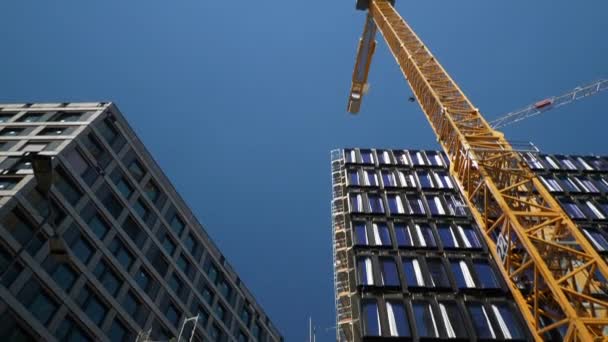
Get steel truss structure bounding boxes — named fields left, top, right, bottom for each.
left=346, top=1, right=608, bottom=340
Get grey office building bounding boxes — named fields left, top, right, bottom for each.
left=0, top=102, right=282, bottom=341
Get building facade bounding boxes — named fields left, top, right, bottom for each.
left=523, top=152, right=608, bottom=258
left=331, top=148, right=530, bottom=341
left=0, top=102, right=282, bottom=341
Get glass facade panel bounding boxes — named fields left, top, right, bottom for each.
left=362, top=300, right=380, bottom=336
left=412, top=301, right=439, bottom=338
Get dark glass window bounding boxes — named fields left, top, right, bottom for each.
left=98, top=119, right=119, bottom=145
left=360, top=150, right=374, bottom=164
left=147, top=246, right=169, bottom=276
left=128, top=159, right=145, bottom=181
left=0, top=177, right=20, bottom=190
left=364, top=170, right=378, bottom=186
left=387, top=194, right=405, bottom=214
left=42, top=255, right=77, bottom=292
left=144, top=181, right=160, bottom=202
left=427, top=258, right=450, bottom=288
left=241, top=307, right=252, bottom=326
left=65, top=149, right=97, bottom=186
left=38, top=127, right=72, bottom=136
left=408, top=196, right=426, bottom=215
left=368, top=194, right=384, bottom=213
left=201, top=285, right=213, bottom=304
left=362, top=299, right=380, bottom=336
left=166, top=303, right=180, bottom=327
left=417, top=171, right=433, bottom=188
left=177, top=254, right=195, bottom=281
left=2, top=208, right=35, bottom=247
left=109, top=319, right=129, bottom=342
left=238, top=332, right=248, bottom=342
left=348, top=170, right=359, bottom=186
left=170, top=215, right=186, bottom=236
left=76, top=286, right=108, bottom=325
left=207, top=262, right=219, bottom=283
left=0, top=311, right=36, bottom=341
left=161, top=232, right=177, bottom=255
left=386, top=301, right=410, bottom=337
left=94, top=260, right=121, bottom=296
left=467, top=303, right=495, bottom=339
left=52, top=111, right=83, bottom=122
left=209, top=324, right=223, bottom=341
left=115, top=176, right=134, bottom=199
left=381, top=170, right=397, bottom=187
left=402, top=257, right=425, bottom=287
left=215, top=303, right=226, bottom=322
left=451, top=259, right=476, bottom=289
left=63, top=225, right=94, bottom=264
left=87, top=214, right=110, bottom=240
left=0, top=127, right=25, bottom=136
left=357, top=256, right=374, bottom=286
left=394, top=223, right=413, bottom=247
left=98, top=186, right=123, bottom=219
left=0, top=114, right=13, bottom=122
left=252, top=322, right=263, bottom=341
left=17, top=280, right=58, bottom=324
left=413, top=224, right=436, bottom=247
left=458, top=225, right=482, bottom=248
left=350, top=194, right=363, bottom=213
left=83, top=133, right=110, bottom=166
left=18, top=113, right=44, bottom=122
left=438, top=301, right=468, bottom=338
left=437, top=224, right=458, bottom=248
left=380, top=257, right=400, bottom=287
left=55, top=168, right=82, bottom=206
left=217, top=277, right=232, bottom=301
left=56, top=316, right=90, bottom=341
left=133, top=199, right=150, bottom=222
left=492, top=303, right=525, bottom=339
left=0, top=246, right=23, bottom=287
left=473, top=260, right=500, bottom=289
left=184, top=233, right=201, bottom=259
left=354, top=222, right=368, bottom=245
left=169, top=273, right=185, bottom=298
left=123, top=216, right=146, bottom=245
left=191, top=303, right=209, bottom=326
left=109, top=238, right=134, bottom=270
left=413, top=301, right=439, bottom=338
left=123, top=290, right=148, bottom=327
left=135, top=267, right=156, bottom=297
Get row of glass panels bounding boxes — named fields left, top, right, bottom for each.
left=344, top=149, right=447, bottom=168
left=360, top=296, right=526, bottom=340
left=348, top=192, right=468, bottom=217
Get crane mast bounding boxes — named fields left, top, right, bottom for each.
left=347, top=1, right=608, bottom=340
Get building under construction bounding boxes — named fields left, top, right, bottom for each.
left=334, top=0, right=608, bottom=341
left=0, top=102, right=282, bottom=341
left=331, top=148, right=608, bottom=340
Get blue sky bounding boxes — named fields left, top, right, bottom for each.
left=1, top=0, right=607, bottom=340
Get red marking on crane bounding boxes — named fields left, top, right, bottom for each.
left=534, top=99, right=553, bottom=109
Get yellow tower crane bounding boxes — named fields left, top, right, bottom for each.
left=346, top=1, right=608, bottom=340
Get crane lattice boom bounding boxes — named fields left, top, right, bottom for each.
left=491, top=79, right=608, bottom=129
left=347, top=1, right=608, bottom=340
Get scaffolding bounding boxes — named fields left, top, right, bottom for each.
left=331, top=149, right=356, bottom=342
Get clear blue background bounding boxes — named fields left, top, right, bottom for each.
left=1, top=1, right=607, bottom=340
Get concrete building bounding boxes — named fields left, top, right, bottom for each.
left=331, top=148, right=530, bottom=341
left=0, top=102, right=282, bottom=341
